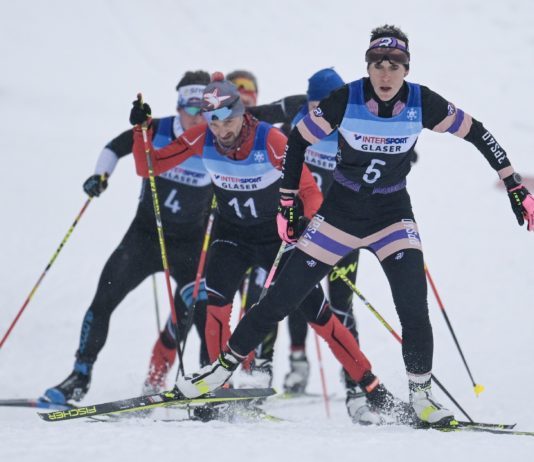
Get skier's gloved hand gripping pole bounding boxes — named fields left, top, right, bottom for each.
left=332, top=266, right=475, bottom=423
left=83, top=173, right=108, bottom=197
left=0, top=177, right=104, bottom=350
left=424, top=263, right=485, bottom=397
left=133, top=93, right=186, bottom=378
left=276, top=192, right=299, bottom=244
left=504, top=173, right=534, bottom=231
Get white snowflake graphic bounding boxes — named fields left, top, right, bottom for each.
left=254, top=152, right=265, bottom=162
left=407, top=108, right=418, bottom=121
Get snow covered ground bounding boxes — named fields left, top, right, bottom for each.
left=1, top=0, right=533, bottom=461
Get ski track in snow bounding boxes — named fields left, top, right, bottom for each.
left=1, top=1, right=533, bottom=461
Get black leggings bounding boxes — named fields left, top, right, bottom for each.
left=287, top=249, right=360, bottom=350
left=75, top=213, right=206, bottom=364
left=230, top=246, right=432, bottom=375
left=204, top=217, right=332, bottom=361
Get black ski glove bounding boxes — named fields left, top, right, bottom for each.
left=83, top=174, right=108, bottom=198
left=129, top=99, right=152, bottom=126
left=503, top=173, right=534, bottom=231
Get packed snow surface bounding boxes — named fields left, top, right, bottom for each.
left=1, top=1, right=533, bottom=461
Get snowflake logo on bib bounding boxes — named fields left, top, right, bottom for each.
left=253, top=152, right=265, bottom=162
left=406, top=108, right=418, bottom=121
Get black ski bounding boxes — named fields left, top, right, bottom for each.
left=38, top=387, right=276, bottom=422
left=452, top=420, right=516, bottom=430
left=428, top=420, right=534, bottom=437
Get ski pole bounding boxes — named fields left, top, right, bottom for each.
left=424, top=263, right=485, bottom=397
left=138, top=93, right=185, bottom=377
left=259, top=242, right=288, bottom=300
left=238, top=268, right=254, bottom=371
left=262, top=242, right=331, bottom=417
left=151, top=274, right=161, bottom=333
left=0, top=197, right=93, bottom=350
left=333, top=265, right=474, bottom=423
left=313, top=331, right=331, bottom=418
left=179, top=196, right=217, bottom=359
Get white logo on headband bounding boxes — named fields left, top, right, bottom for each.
left=378, top=37, right=394, bottom=47
left=178, top=85, right=205, bottom=106
left=203, top=88, right=231, bottom=110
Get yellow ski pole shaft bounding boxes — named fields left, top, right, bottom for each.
left=1, top=197, right=93, bottom=349
left=138, top=93, right=185, bottom=376
left=180, top=196, right=217, bottom=357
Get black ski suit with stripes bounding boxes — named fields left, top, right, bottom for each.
left=229, top=77, right=515, bottom=377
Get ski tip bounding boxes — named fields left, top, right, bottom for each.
left=474, top=384, right=485, bottom=397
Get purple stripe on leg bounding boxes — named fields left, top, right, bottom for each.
left=307, top=230, right=352, bottom=257
left=369, top=229, right=417, bottom=252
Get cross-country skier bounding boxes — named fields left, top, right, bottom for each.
left=42, top=71, right=213, bottom=404
left=175, top=25, right=534, bottom=427
left=130, top=73, right=408, bottom=424
left=147, top=70, right=276, bottom=389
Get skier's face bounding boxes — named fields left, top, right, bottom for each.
left=367, top=60, right=408, bottom=102
left=238, top=90, right=257, bottom=108
left=208, top=116, right=244, bottom=147
left=178, top=108, right=205, bottom=131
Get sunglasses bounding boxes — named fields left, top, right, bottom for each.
left=202, top=106, right=233, bottom=122
left=365, top=48, right=410, bottom=65
left=182, top=106, right=202, bottom=116
left=231, top=77, right=257, bottom=93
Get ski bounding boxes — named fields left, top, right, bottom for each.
left=38, top=387, right=276, bottom=422
left=452, top=420, right=516, bottom=430
left=0, top=398, right=75, bottom=411
left=432, top=421, right=534, bottom=437
left=415, top=419, right=533, bottom=436
left=188, top=401, right=286, bottom=423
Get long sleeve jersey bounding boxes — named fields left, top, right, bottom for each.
left=281, top=78, right=515, bottom=193
left=132, top=114, right=322, bottom=220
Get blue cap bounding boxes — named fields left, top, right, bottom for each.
left=307, top=68, right=344, bottom=101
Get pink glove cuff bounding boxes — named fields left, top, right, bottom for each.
left=522, top=194, right=534, bottom=231
left=280, top=199, right=294, bottom=207
left=277, top=213, right=297, bottom=243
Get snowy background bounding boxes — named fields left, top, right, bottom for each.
left=1, top=0, right=533, bottom=460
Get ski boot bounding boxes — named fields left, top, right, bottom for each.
left=177, top=350, right=241, bottom=398
left=344, top=372, right=384, bottom=425
left=249, top=358, right=273, bottom=388
left=360, top=371, right=413, bottom=425
left=283, top=350, right=309, bottom=394
left=409, top=378, right=454, bottom=426
left=43, top=361, right=92, bottom=404
left=142, top=336, right=177, bottom=395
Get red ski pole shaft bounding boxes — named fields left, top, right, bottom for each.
left=424, top=264, right=484, bottom=396
left=0, top=197, right=92, bottom=350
